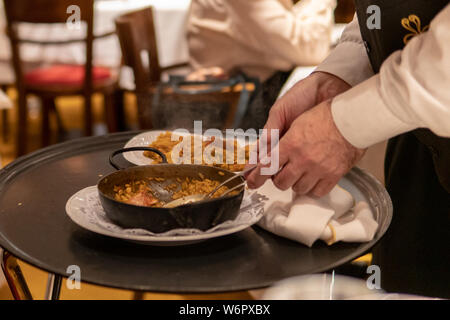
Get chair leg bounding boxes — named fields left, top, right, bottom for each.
left=1, top=109, right=8, bottom=143
left=1, top=85, right=9, bottom=143
left=113, top=89, right=126, bottom=131
left=16, top=93, right=28, bottom=156
left=136, top=92, right=153, bottom=130
left=1, top=250, right=33, bottom=300
left=104, top=92, right=118, bottom=133
left=49, top=100, right=66, bottom=138
left=83, top=95, right=93, bottom=136
left=41, top=97, right=53, bottom=147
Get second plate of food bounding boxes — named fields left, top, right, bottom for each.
left=123, top=130, right=253, bottom=172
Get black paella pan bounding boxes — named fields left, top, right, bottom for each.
left=97, top=147, right=245, bottom=233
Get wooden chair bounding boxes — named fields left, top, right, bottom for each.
left=114, top=7, right=188, bottom=129
left=4, top=0, right=120, bottom=156
left=115, top=7, right=254, bottom=130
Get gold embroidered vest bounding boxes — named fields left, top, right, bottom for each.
left=355, top=0, right=450, bottom=192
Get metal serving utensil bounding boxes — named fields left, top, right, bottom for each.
left=163, top=165, right=256, bottom=208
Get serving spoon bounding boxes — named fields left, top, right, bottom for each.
left=163, top=165, right=256, bottom=208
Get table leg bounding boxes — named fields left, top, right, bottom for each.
left=1, top=250, right=33, bottom=300
left=132, top=291, right=145, bottom=300
left=45, top=273, right=62, bottom=300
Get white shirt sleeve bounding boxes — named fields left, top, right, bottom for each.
left=226, top=0, right=337, bottom=66
left=315, top=15, right=374, bottom=86
left=331, top=4, right=450, bottom=149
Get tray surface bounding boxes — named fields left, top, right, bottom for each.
left=0, top=131, right=392, bottom=293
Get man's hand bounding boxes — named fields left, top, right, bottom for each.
left=246, top=100, right=366, bottom=197
left=265, top=71, right=352, bottom=138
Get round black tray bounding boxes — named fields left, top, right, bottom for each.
left=0, top=131, right=392, bottom=293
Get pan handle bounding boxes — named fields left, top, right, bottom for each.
left=109, top=147, right=168, bottom=170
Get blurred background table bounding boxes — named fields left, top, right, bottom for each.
left=0, top=0, right=191, bottom=86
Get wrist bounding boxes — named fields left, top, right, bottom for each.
left=311, top=71, right=352, bottom=104
left=323, top=99, right=367, bottom=165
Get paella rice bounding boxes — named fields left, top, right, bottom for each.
left=143, top=131, right=250, bottom=171
left=113, top=176, right=238, bottom=207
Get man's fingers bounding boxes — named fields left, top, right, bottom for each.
left=308, top=178, right=339, bottom=198
left=246, top=139, right=289, bottom=189
left=245, top=164, right=270, bottom=189
left=292, top=172, right=320, bottom=195
left=264, top=115, right=284, bottom=137
left=271, top=162, right=302, bottom=191
left=258, top=133, right=298, bottom=191
left=262, top=118, right=285, bottom=151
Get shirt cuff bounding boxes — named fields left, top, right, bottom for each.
left=315, top=41, right=374, bottom=87
left=331, top=75, right=418, bottom=148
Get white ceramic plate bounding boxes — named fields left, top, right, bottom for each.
left=122, top=130, right=185, bottom=166
left=65, top=186, right=265, bottom=246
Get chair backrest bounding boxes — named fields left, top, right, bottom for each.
left=115, top=7, right=161, bottom=92
left=3, top=0, right=95, bottom=93
left=3, top=0, right=93, bottom=24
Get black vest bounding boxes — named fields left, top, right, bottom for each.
left=354, top=0, right=450, bottom=192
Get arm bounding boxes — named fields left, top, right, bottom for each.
left=245, top=11, right=376, bottom=194
left=261, top=15, right=372, bottom=139
left=315, top=15, right=374, bottom=86
left=267, top=14, right=375, bottom=134
left=332, top=4, right=450, bottom=148
left=247, top=4, right=450, bottom=196
left=226, top=0, right=336, bottom=66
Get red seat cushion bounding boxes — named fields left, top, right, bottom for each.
left=25, top=64, right=111, bottom=86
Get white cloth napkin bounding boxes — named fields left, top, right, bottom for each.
left=257, top=180, right=379, bottom=247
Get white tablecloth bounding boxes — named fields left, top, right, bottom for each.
left=0, top=0, right=191, bottom=84
left=0, top=88, right=12, bottom=109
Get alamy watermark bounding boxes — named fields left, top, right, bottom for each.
left=366, top=5, right=381, bottom=30
left=167, top=121, right=280, bottom=176
left=366, top=264, right=381, bottom=290
left=66, top=5, right=81, bottom=30
left=66, top=264, right=81, bottom=290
